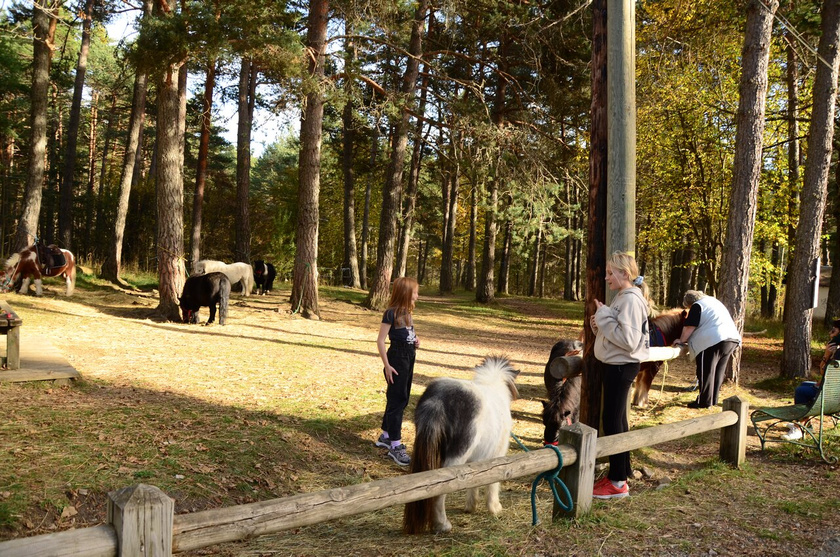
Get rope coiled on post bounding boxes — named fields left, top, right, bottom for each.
left=511, top=433, right=574, bottom=525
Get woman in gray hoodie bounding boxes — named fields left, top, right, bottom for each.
left=590, top=252, right=651, bottom=499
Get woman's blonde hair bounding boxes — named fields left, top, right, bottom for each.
left=388, top=277, right=419, bottom=327
left=607, top=251, right=639, bottom=281
left=608, top=251, right=656, bottom=316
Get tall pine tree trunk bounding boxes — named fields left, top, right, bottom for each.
left=341, top=27, right=361, bottom=289
left=102, top=0, right=152, bottom=282
left=291, top=0, right=329, bottom=318
left=440, top=157, right=458, bottom=294
left=360, top=126, right=377, bottom=290
left=782, top=0, right=840, bottom=377
left=58, top=0, right=95, bottom=250
left=235, top=58, right=255, bottom=264
left=84, top=89, right=99, bottom=256
left=15, top=1, right=59, bottom=251
left=581, top=0, right=607, bottom=430
left=476, top=36, right=509, bottom=304
left=464, top=182, right=477, bottom=291
left=155, top=58, right=187, bottom=320
left=396, top=63, right=430, bottom=279
left=365, top=0, right=428, bottom=310
left=190, top=60, right=215, bottom=271
left=718, top=0, right=778, bottom=384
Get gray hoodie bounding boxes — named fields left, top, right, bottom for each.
left=594, top=287, right=650, bottom=365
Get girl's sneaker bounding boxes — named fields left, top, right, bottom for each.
left=375, top=433, right=390, bottom=448
left=593, top=480, right=629, bottom=499
left=388, top=444, right=410, bottom=466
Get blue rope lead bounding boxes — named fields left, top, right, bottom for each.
left=530, top=444, right=573, bottom=526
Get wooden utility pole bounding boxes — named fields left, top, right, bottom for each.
left=606, top=0, right=635, bottom=295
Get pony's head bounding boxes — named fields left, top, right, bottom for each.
left=474, top=355, right=520, bottom=401
left=541, top=375, right=581, bottom=445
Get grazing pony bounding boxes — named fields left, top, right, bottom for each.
left=541, top=338, right=584, bottom=445
left=631, top=308, right=687, bottom=408
left=253, top=260, right=276, bottom=295
left=0, top=244, right=76, bottom=296
left=404, top=356, right=519, bottom=534
left=179, top=272, right=231, bottom=325
left=194, top=259, right=254, bottom=296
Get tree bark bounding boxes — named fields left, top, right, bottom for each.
left=782, top=0, right=840, bottom=377
left=365, top=0, right=428, bottom=310
left=235, top=58, right=255, bottom=264
left=15, top=1, right=59, bottom=252
left=581, top=0, right=607, bottom=431
left=395, top=65, right=430, bottom=280
left=718, top=0, right=778, bottom=384
left=155, top=58, right=187, bottom=320
left=84, top=89, right=99, bottom=256
left=291, top=0, right=329, bottom=318
left=190, top=60, right=215, bottom=272
left=360, top=126, right=377, bottom=291
left=464, top=182, right=477, bottom=291
left=826, top=150, right=840, bottom=324
left=440, top=156, right=458, bottom=294
left=341, top=26, right=361, bottom=289
left=56, top=0, right=94, bottom=251
left=102, top=0, right=152, bottom=282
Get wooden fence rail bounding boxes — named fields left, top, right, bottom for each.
left=0, top=396, right=747, bottom=557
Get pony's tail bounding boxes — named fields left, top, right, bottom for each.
left=66, top=253, right=76, bottom=296
left=403, top=412, right=444, bottom=534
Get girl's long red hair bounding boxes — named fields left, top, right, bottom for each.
left=388, top=277, right=418, bottom=327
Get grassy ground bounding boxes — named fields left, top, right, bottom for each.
left=0, top=274, right=838, bottom=556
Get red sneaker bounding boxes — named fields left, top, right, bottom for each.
left=593, top=477, right=611, bottom=489
left=593, top=480, right=629, bottom=499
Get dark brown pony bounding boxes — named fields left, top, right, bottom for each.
left=0, top=244, right=76, bottom=297
left=631, top=308, right=686, bottom=407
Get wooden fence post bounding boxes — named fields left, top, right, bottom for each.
left=554, top=422, right=597, bottom=519
left=720, top=396, right=748, bottom=467
left=108, top=484, right=174, bottom=556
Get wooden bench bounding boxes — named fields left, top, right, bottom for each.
left=750, top=362, right=840, bottom=464
left=0, top=300, right=22, bottom=370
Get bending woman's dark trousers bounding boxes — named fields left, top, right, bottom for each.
left=601, top=362, right=640, bottom=482
left=381, top=342, right=415, bottom=441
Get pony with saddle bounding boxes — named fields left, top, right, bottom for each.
left=632, top=308, right=686, bottom=407
left=194, top=259, right=254, bottom=296
left=403, top=356, right=519, bottom=534
left=0, top=243, right=76, bottom=296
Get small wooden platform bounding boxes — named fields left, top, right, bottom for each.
left=0, top=334, right=81, bottom=383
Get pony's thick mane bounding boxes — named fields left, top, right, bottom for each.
left=653, top=308, right=686, bottom=343
left=473, top=355, right=520, bottom=400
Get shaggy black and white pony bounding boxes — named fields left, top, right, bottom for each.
left=403, top=356, right=519, bottom=535
left=194, top=260, right=254, bottom=296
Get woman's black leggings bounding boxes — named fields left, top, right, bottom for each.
left=601, top=361, right=640, bottom=482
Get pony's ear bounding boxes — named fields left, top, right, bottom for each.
left=541, top=400, right=548, bottom=409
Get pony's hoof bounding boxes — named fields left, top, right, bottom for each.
left=488, top=501, right=503, bottom=516
left=433, top=520, right=452, bottom=534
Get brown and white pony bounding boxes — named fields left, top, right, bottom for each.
left=0, top=244, right=76, bottom=296
left=631, top=308, right=687, bottom=407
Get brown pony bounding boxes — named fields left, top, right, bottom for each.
left=0, top=244, right=76, bottom=297
left=631, top=308, right=686, bottom=407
